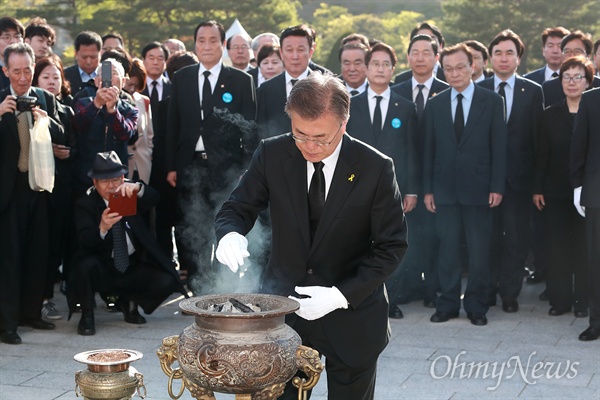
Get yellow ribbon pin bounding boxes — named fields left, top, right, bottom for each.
left=348, top=174, right=355, bottom=182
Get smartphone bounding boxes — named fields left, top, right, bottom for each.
left=108, top=192, right=137, bottom=216
left=101, top=60, right=112, bottom=88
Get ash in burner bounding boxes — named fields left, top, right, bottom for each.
left=88, top=351, right=130, bottom=362
left=207, top=298, right=262, bottom=313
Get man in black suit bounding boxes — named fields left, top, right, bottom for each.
left=479, top=30, right=544, bottom=313
left=0, top=17, right=25, bottom=92
left=339, top=43, right=368, bottom=95
left=465, top=40, right=494, bottom=83
left=141, top=41, right=171, bottom=133
left=391, top=34, right=448, bottom=307
left=72, top=152, right=187, bottom=336
left=166, top=20, right=256, bottom=294
left=256, top=24, right=315, bottom=139
left=394, top=22, right=446, bottom=84
left=0, top=43, right=64, bottom=344
left=570, top=87, right=600, bottom=341
left=423, top=44, right=507, bottom=326
left=542, top=31, right=600, bottom=108
left=524, top=27, right=570, bottom=85
left=215, top=73, right=407, bottom=400
left=347, top=43, right=417, bottom=319
left=63, top=31, right=102, bottom=96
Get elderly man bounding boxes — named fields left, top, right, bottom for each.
left=227, top=32, right=253, bottom=71
left=215, top=73, right=407, bottom=400
left=72, top=151, right=187, bottom=336
left=0, top=42, right=64, bottom=344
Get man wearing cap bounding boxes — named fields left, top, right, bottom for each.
left=71, top=151, right=187, bottom=336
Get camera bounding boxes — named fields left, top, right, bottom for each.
left=16, top=96, right=37, bottom=112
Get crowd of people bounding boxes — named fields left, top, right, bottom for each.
left=0, top=14, right=599, bottom=399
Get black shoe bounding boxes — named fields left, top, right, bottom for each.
left=20, top=319, right=55, bottom=330
left=77, top=312, right=95, bottom=336
left=423, top=298, right=436, bottom=308
left=548, top=307, right=569, bottom=316
left=117, top=300, right=147, bottom=324
left=579, top=326, right=600, bottom=341
left=388, top=304, right=403, bottom=319
left=430, top=311, right=459, bottom=323
left=574, top=309, right=588, bottom=318
left=527, top=272, right=544, bottom=284
left=538, top=290, right=548, bottom=301
left=467, top=313, right=488, bottom=326
left=502, top=299, right=519, bottom=313
left=0, top=330, right=22, bottom=344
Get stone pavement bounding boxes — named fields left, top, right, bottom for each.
left=0, top=281, right=598, bottom=400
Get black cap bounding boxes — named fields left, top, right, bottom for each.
left=87, top=151, right=128, bottom=179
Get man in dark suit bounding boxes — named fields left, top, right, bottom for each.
left=570, top=87, right=600, bottom=341
left=226, top=32, right=253, bottom=72
left=465, top=40, right=494, bottom=83
left=141, top=41, right=171, bottom=133
left=0, top=17, right=25, bottom=92
left=479, top=30, right=544, bottom=313
left=339, top=43, right=369, bottom=95
left=423, top=44, right=507, bottom=326
left=256, top=24, right=314, bottom=139
left=542, top=31, right=600, bottom=108
left=0, top=43, right=64, bottom=344
left=215, top=73, right=407, bottom=400
left=391, top=34, right=448, bottom=308
left=347, top=43, right=417, bottom=319
left=394, top=22, right=446, bottom=84
left=166, top=20, right=256, bottom=294
left=524, top=27, right=570, bottom=85
left=72, top=152, right=187, bottom=336
left=63, top=31, right=102, bottom=96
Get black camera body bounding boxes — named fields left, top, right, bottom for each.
left=16, top=96, right=37, bottom=112
left=101, top=60, right=112, bottom=88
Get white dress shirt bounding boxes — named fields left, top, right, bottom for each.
left=306, top=137, right=343, bottom=199
left=494, top=74, right=516, bottom=121
left=451, top=82, right=475, bottom=124
left=367, top=87, right=391, bottom=129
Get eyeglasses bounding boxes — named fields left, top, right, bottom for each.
left=292, top=124, right=342, bottom=147
left=443, top=63, right=471, bottom=74
left=561, top=75, right=585, bottom=83
left=230, top=45, right=249, bottom=51
left=0, top=34, right=22, bottom=42
left=97, top=177, right=123, bottom=185
left=369, top=61, right=392, bottom=69
left=562, top=49, right=586, bottom=56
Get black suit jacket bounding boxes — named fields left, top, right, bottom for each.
left=64, top=65, right=86, bottom=96
left=0, top=87, right=64, bottom=211
left=570, top=87, right=600, bottom=207
left=248, top=67, right=260, bottom=88
left=166, top=64, right=256, bottom=176
left=391, top=76, right=449, bottom=103
left=479, top=76, right=544, bottom=192
left=347, top=90, right=419, bottom=195
left=523, top=66, right=548, bottom=86
left=215, top=133, right=407, bottom=368
left=423, top=84, right=507, bottom=205
left=543, top=75, right=600, bottom=108
left=140, top=75, right=171, bottom=100
left=256, top=72, right=290, bottom=139
left=394, top=67, right=446, bottom=84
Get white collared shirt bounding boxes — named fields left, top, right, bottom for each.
left=79, top=66, right=97, bottom=83
left=411, top=75, right=434, bottom=106
left=306, top=135, right=343, bottom=199
left=285, top=69, right=310, bottom=97
left=493, top=74, right=516, bottom=120
left=346, top=80, right=368, bottom=95
left=544, top=65, right=560, bottom=82
left=451, top=82, right=475, bottom=124
left=146, top=76, right=164, bottom=100
left=367, top=86, right=391, bottom=129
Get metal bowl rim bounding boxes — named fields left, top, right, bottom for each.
left=179, top=293, right=300, bottom=318
left=73, top=349, right=143, bottom=366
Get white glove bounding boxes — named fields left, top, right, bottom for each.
left=574, top=186, right=585, bottom=217
left=289, top=286, right=348, bottom=321
left=215, top=232, right=250, bottom=273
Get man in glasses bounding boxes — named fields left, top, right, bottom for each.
left=542, top=30, right=600, bottom=108
left=214, top=73, right=407, bottom=400
left=0, top=17, right=25, bottom=91
left=423, top=43, right=507, bottom=327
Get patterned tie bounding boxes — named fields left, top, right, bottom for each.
left=350, top=90, right=359, bottom=96
left=202, top=71, right=212, bottom=119
left=112, top=220, right=130, bottom=273
left=454, top=93, right=464, bottom=141
left=17, top=112, right=31, bottom=172
left=308, top=161, right=325, bottom=242
left=372, top=95, right=383, bottom=139
left=416, top=84, right=425, bottom=119
left=498, top=81, right=507, bottom=121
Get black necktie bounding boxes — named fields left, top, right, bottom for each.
left=150, top=80, right=159, bottom=108
left=551, top=71, right=558, bottom=78
left=350, top=90, right=359, bottom=96
left=308, top=162, right=325, bottom=242
left=454, top=93, right=464, bottom=141
left=202, top=71, right=212, bottom=119
left=290, top=79, right=298, bottom=87
left=498, top=81, right=507, bottom=120
left=112, top=221, right=129, bottom=273
left=373, top=95, right=383, bottom=138
left=416, top=84, right=425, bottom=119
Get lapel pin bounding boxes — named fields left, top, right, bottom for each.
left=348, top=174, right=355, bottom=182
left=521, top=88, right=525, bottom=92
left=220, top=84, right=225, bottom=88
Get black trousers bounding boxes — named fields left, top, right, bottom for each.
left=585, top=208, right=600, bottom=328
left=280, top=318, right=377, bottom=400
left=0, top=172, right=49, bottom=330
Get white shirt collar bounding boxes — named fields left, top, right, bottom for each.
left=199, top=62, right=222, bottom=78
left=367, top=86, right=391, bottom=100
left=411, top=75, right=434, bottom=90
left=493, top=73, right=516, bottom=90
left=451, top=81, right=475, bottom=101
left=285, top=69, right=310, bottom=85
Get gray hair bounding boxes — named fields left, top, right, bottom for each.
left=4, top=42, right=34, bottom=68
left=285, top=72, right=350, bottom=123
left=251, top=32, right=280, bottom=52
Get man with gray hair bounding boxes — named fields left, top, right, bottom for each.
left=215, top=73, right=407, bottom=399
left=227, top=32, right=253, bottom=71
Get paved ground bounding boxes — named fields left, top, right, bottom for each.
left=0, top=280, right=598, bottom=400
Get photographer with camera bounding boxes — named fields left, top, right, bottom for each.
left=0, top=42, right=64, bottom=344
